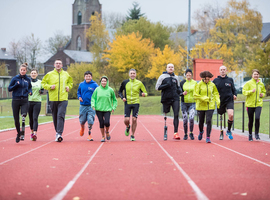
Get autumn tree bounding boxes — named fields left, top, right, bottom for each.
left=147, top=45, right=184, bottom=79
left=189, top=39, right=236, bottom=71
left=67, top=62, right=99, bottom=99
left=44, top=30, right=70, bottom=55
left=117, top=17, right=172, bottom=50
left=210, top=0, right=262, bottom=70
left=246, top=40, right=270, bottom=95
left=86, top=12, right=110, bottom=72
left=126, top=2, right=144, bottom=21
left=104, top=32, right=155, bottom=81
left=0, top=62, right=9, bottom=76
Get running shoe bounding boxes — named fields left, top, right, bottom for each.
left=189, top=133, right=194, bottom=140
left=130, top=135, right=135, bottom=141
left=255, top=134, right=260, bottom=140
left=249, top=134, right=253, bottom=141
left=87, top=135, right=93, bottom=141
left=16, top=133, right=21, bottom=143
left=101, top=137, right=105, bottom=142
left=219, top=131, right=224, bottom=140
left=106, top=132, right=111, bottom=140
left=80, top=127, right=84, bottom=136
left=206, top=137, right=211, bottom=143
left=183, top=134, right=188, bottom=140
left=173, top=133, right=180, bottom=140
left=125, top=125, right=130, bottom=136
left=226, top=130, right=233, bottom=140
left=55, top=134, right=63, bottom=142
left=198, top=131, right=204, bottom=141
left=31, top=133, right=37, bottom=141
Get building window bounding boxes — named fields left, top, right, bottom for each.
left=77, top=36, right=82, bottom=51
left=78, top=11, right=82, bottom=25
left=66, top=58, right=70, bottom=65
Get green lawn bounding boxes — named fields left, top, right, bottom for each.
left=1, top=95, right=269, bottom=135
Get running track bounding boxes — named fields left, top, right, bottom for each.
left=0, top=115, right=270, bottom=200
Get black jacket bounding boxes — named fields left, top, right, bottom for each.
left=155, top=72, right=182, bottom=103
left=213, top=75, right=237, bottom=104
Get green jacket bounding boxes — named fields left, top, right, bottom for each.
left=41, top=69, right=73, bottom=101
left=243, top=78, right=266, bottom=107
left=180, top=79, right=197, bottom=103
left=194, top=80, right=220, bottom=110
left=118, top=78, right=148, bottom=104
left=91, top=76, right=117, bottom=112
left=29, top=79, right=43, bottom=102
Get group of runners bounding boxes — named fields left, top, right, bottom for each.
left=8, top=59, right=266, bottom=143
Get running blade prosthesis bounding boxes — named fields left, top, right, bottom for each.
left=164, top=116, right=167, bottom=141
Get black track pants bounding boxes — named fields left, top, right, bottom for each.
left=28, top=101, right=41, bottom=132
left=198, top=110, right=214, bottom=137
left=247, top=107, right=262, bottom=135
left=12, top=98, right=28, bottom=134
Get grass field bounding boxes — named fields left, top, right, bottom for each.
left=1, top=94, right=269, bottom=134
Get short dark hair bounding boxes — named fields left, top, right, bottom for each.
left=252, top=69, right=260, bottom=75
left=100, top=77, right=108, bottom=82
left=55, top=59, right=62, bottom=63
left=200, top=71, right=213, bottom=78
left=84, top=71, right=92, bottom=76
left=31, top=68, right=38, bottom=73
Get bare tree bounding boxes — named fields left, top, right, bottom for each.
left=102, top=11, right=126, bottom=29
left=44, top=30, right=70, bottom=55
left=193, top=3, right=224, bottom=38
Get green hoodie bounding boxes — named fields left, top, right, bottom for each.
left=91, top=76, right=117, bottom=112
left=243, top=78, right=266, bottom=107
left=194, top=80, right=220, bottom=110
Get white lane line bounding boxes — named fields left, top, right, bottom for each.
left=0, top=130, right=78, bottom=166
left=212, top=142, right=270, bottom=168
left=140, top=120, right=209, bottom=200
left=51, top=119, right=120, bottom=200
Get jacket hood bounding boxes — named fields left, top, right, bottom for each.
left=163, top=71, right=175, bottom=76
left=100, top=76, right=109, bottom=89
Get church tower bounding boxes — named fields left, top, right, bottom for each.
left=66, top=0, right=102, bottom=51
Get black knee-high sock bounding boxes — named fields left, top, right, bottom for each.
left=228, top=120, right=233, bottom=132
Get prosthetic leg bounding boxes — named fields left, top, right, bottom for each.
left=219, top=114, right=223, bottom=140
left=20, top=113, right=26, bottom=141
left=164, top=114, right=167, bottom=141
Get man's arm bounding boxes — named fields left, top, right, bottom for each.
left=118, top=81, right=125, bottom=99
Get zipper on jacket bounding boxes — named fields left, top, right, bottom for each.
left=58, top=73, right=60, bottom=101
left=207, top=83, right=209, bottom=110
left=22, top=78, right=24, bottom=96
left=255, top=82, right=258, bottom=107
left=130, top=80, right=133, bottom=103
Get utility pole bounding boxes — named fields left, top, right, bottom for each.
left=187, top=0, right=191, bottom=69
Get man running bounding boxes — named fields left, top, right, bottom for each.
left=213, top=65, right=237, bottom=140
left=118, top=69, right=148, bottom=141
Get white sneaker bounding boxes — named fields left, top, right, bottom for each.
left=55, top=133, right=63, bottom=142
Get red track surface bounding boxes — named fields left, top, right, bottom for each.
left=0, top=115, right=270, bottom=200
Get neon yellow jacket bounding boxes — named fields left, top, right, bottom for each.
left=243, top=78, right=266, bottom=107
left=194, top=80, right=220, bottom=110
left=118, top=78, right=148, bottom=104
left=41, top=69, right=73, bottom=101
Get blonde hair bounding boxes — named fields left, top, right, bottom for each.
left=20, top=62, right=28, bottom=70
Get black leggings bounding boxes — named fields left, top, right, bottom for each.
left=198, top=110, right=214, bottom=137
left=96, top=111, right=111, bottom=128
left=247, top=107, right=262, bottom=135
left=12, top=98, right=28, bottom=134
left=28, top=101, right=41, bottom=132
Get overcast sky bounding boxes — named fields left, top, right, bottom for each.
left=1, top=0, right=270, bottom=54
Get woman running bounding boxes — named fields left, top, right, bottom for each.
left=243, top=69, right=266, bottom=141
left=91, top=76, right=117, bottom=142
left=194, top=71, right=220, bottom=143
left=180, top=69, right=197, bottom=140
left=8, top=63, right=32, bottom=143
left=28, top=69, right=44, bottom=141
